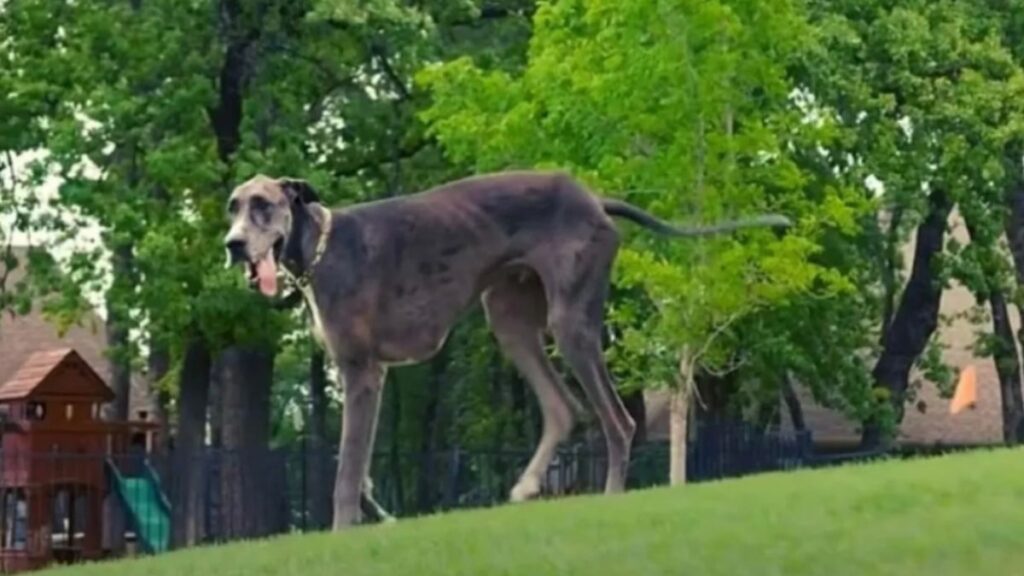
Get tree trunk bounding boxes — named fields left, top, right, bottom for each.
left=670, top=349, right=696, bottom=486
left=198, top=0, right=289, bottom=538
left=207, top=0, right=259, bottom=167
left=148, top=345, right=172, bottom=455
left=967, top=208, right=1024, bottom=444
left=1005, top=181, right=1024, bottom=285
left=879, top=207, right=905, bottom=342
left=171, top=337, right=211, bottom=549
left=102, top=243, right=134, bottom=554
left=218, top=344, right=277, bottom=539
left=668, top=384, right=691, bottom=486
left=861, top=189, right=952, bottom=449
left=1001, top=177, right=1024, bottom=443
left=209, top=354, right=224, bottom=449
left=307, top=348, right=332, bottom=530
left=105, top=243, right=134, bottom=422
left=988, top=289, right=1024, bottom=443
left=781, top=373, right=806, bottom=432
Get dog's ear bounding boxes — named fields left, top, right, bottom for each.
left=279, top=178, right=321, bottom=205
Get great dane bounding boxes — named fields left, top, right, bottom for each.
left=223, top=170, right=790, bottom=529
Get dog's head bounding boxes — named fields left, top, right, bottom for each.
left=223, top=174, right=320, bottom=297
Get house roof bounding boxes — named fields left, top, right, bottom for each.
left=0, top=348, right=115, bottom=402
left=0, top=247, right=154, bottom=416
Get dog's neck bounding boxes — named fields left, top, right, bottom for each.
left=282, top=201, right=331, bottom=286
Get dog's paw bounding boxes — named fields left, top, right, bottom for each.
left=509, top=477, right=542, bottom=503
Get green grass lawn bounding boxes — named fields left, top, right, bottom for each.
left=47, top=448, right=1024, bottom=576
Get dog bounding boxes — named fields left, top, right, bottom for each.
left=223, top=170, right=790, bottom=529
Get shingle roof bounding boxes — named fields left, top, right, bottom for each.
left=0, top=348, right=72, bottom=401
left=0, top=348, right=115, bottom=402
left=0, top=247, right=154, bottom=416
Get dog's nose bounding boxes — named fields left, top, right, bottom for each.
left=224, top=238, right=247, bottom=266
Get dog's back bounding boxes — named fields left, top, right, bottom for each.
left=342, top=170, right=606, bottom=246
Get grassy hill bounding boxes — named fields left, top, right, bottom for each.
left=46, top=448, right=1024, bottom=576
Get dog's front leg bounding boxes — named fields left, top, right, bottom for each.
left=333, top=359, right=386, bottom=530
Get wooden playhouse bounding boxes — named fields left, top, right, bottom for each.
left=0, top=349, right=161, bottom=573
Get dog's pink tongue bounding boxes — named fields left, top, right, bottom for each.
left=256, top=254, right=278, bottom=297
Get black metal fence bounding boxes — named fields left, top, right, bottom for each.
left=0, top=422, right=865, bottom=561
left=283, top=421, right=817, bottom=527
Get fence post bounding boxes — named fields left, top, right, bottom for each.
left=300, top=431, right=307, bottom=532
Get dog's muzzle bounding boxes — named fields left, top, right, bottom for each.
left=224, top=238, right=248, bottom=268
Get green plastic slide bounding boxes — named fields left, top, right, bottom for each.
left=107, top=459, right=171, bottom=554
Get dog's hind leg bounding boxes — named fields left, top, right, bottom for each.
left=545, top=227, right=636, bottom=494
left=359, top=476, right=395, bottom=524
left=333, top=360, right=386, bottom=529
left=483, top=272, right=581, bottom=502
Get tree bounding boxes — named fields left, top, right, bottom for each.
left=420, top=0, right=873, bottom=485
left=802, top=0, right=1024, bottom=446
left=6, top=0, right=329, bottom=540
left=0, top=4, right=69, bottom=326
left=9, top=0, right=548, bottom=531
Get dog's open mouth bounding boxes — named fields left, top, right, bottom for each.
left=246, top=239, right=284, bottom=297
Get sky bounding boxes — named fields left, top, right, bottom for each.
left=3, top=149, right=108, bottom=317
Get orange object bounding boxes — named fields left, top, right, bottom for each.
left=950, top=365, right=977, bottom=415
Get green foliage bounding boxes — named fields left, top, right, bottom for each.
left=803, top=0, right=1024, bottom=414
left=4, top=0, right=531, bottom=398
left=421, top=0, right=876, bottom=423
left=11, top=0, right=1024, bottom=448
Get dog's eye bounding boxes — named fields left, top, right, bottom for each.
left=227, top=199, right=239, bottom=216
left=249, top=196, right=272, bottom=224
left=251, top=196, right=270, bottom=212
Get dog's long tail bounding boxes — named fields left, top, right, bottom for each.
left=602, top=199, right=792, bottom=237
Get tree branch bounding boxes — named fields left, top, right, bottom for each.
left=206, top=0, right=263, bottom=163
left=0, top=151, right=27, bottom=306
left=261, top=39, right=358, bottom=91
left=676, top=311, right=746, bottom=411
left=693, top=311, right=745, bottom=367
left=329, top=137, right=433, bottom=180
left=370, top=43, right=411, bottom=101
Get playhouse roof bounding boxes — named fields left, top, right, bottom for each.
left=0, top=246, right=154, bottom=416
left=0, top=348, right=115, bottom=402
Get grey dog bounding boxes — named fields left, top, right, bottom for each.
left=223, top=170, right=790, bottom=529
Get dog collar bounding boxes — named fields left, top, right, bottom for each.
left=287, top=204, right=332, bottom=289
